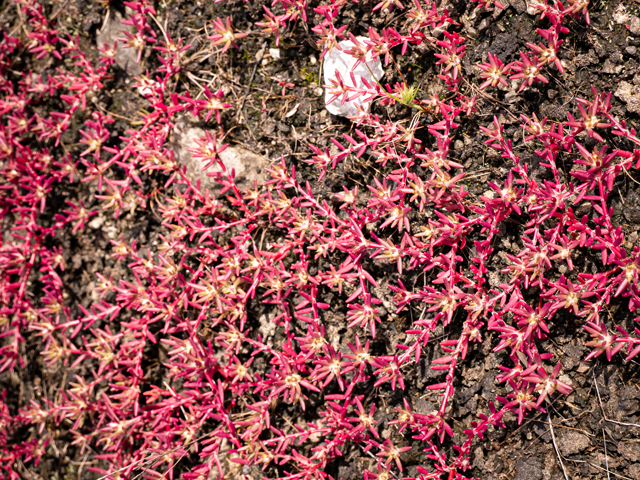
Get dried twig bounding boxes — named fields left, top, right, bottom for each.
left=566, top=457, right=633, bottom=480
left=594, top=372, right=640, bottom=428
left=358, top=444, right=400, bottom=480
left=548, top=412, right=570, bottom=480
left=603, top=427, right=611, bottom=480
left=49, top=0, right=69, bottom=21
left=236, top=41, right=267, bottom=123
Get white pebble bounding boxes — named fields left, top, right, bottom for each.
left=269, top=48, right=280, bottom=60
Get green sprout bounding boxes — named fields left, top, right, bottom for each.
left=395, top=83, right=419, bottom=106
left=300, top=67, right=317, bottom=85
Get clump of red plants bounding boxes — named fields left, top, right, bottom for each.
left=0, top=0, right=638, bottom=479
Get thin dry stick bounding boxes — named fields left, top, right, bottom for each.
left=8, top=2, right=26, bottom=38
left=359, top=444, right=400, bottom=480
left=594, top=372, right=640, bottom=428
left=148, top=13, right=170, bottom=44
left=49, top=0, right=69, bottom=21
left=236, top=42, right=267, bottom=122
left=77, top=453, right=90, bottom=480
left=534, top=420, right=596, bottom=437
left=566, top=457, right=633, bottom=480
left=621, top=165, right=640, bottom=187
left=96, top=429, right=218, bottom=480
left=548, top=412, right=570, bottom=480
left=603, top=428, right=611, bottom=480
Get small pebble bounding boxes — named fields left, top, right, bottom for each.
left=309, top=54, right=317, bottom=65
left=627, top=46, right=637, bottom=55
left=269, top=48, right=280, bottom=60
left=89, top=216, right=105, bottom=229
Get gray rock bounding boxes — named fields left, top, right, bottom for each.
left=515, top=457, right=543, bottom=480
left=509, top=0, right=526, bottom=13
left=613, top=5, right=640, bottom=35
left=602, top=58, right=623, bottom=75
left=557, top=431, right=590, bottom=456
left=170, top=116, right=270, bottom=194
left=573, top=52, right=598, bottom=68
left=631, top=16, right=640, bottom=36
left=613, top=4, right=628, bottom=25
left=489, top=34, right=519, bottom=63
left=97, top=11, right=141, bottom=77
left=323, top=37, right=384, bottom=118
left=532, top=421, right=551, bottom=443
left=615, top=81, right=640, bottom=114
left=472, top=447, right=485, bottom=469
left=619, top=385, right=640, bottom=415
left=619, top=443, right=640, bottom=462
